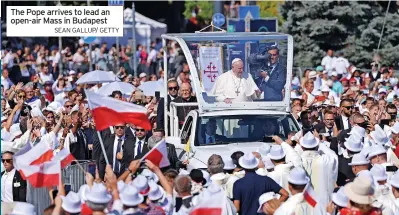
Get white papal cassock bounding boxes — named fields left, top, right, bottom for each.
left=211, top=70, right=259, bottom=102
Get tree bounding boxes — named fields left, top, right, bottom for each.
left=183, top=1, right=214, bottom=24
left=280, top=1, right=399, bottom=68
left=257, top=1, right=284, bottom=26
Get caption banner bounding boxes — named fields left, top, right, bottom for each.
left=7, top=6, right=123, bottom=37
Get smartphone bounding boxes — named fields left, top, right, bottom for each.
left=380, top=119, right=390, bottom=126
left=88, top=163, right=96, bottom=177
left=335, top=118, right=342, bottom=131
left=155, top=91, right=160, bottom=102
left=64, top=184, right=72, bottom=195
left=263, top=136, right=275, bottom=143
left=386, top=166, right=398, bottom=172
left=359, top=121, right=369, bottom=129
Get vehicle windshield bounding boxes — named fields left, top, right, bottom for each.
left=195, top=114, right=299, bottom=146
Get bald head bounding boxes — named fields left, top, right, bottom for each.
left=232, top=60, right=244, bottom=77
left=180, top=82, right=192, bottom=100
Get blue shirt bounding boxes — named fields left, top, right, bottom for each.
left=332, top=81, right=344, bottom=95
left=233, top=171, right=282, bottom=215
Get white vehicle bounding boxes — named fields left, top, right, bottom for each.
left=161, top=32, right=299, bottom=170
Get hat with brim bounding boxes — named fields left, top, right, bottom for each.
left=299, top=132, right=320, bottom=149
left=9, top=202, right=36, bottom=215
left=120, top=184, right=144, bottom=206
left=148, top=181, right=165, bottom=201
left=267, top=145, right=286, bottom=160
left=287, top=167, right=310, bottom=185
left=370, top=125, right=391, bottom=146
left=257, top=192, right=277, bottom=213
left=308, top=71, right=318, bottom=79
left=189, top=169, right=206, bottom=185
left=344, top=134, right=363, bottom=153
left=222, top=156, right=236, bottom=170
left=238, top=153, right=259, bottom=170
left=61, top=192, right=82, bottom=214
left=366, top=145, right=387, bottom=160
left=348, top=153, right=369, bottom=166
left=332, top=187, right=349, bottom=208
left=343, top=175, right=374, bottom=205
left=370, top=164, right=388, bottom=182
left=85, top=183, right=112, bottom=204
left=133, top=175, right=150, bottom=196
left=389, top=172, right=399, bottom=188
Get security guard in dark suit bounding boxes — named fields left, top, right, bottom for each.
left=1, top=151, right=27, bottom=202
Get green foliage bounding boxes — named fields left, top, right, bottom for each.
left=183, top=1, right=214, bottom=23
left=280, top=1, right=399, bottom=68
left=257, top=1, right=284, bottom=25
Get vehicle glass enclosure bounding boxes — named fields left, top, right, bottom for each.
left=162, top=33, right=293, bottom=113
left=195, top=114, right=299, bottom=146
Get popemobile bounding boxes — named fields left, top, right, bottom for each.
left=161, top=31, right=299, bottom=170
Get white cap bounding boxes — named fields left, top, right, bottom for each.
left=9, top=124, right=22, bottom=140
left=348, top=126, right=366, bottom=138
left=222, top=156, right=236, bottom=170
left=378, top=88, right=387, bottom=94
left=332, top=187, right=349, bottom=208
left=320, top=85, right=330, bottom=92
left=308, top=71, right=317, bottom=79
left=69, top=70, right=76, bottom=75
left=139, top=73, right=147, bottom=78
left=262, top=157, right=275, bottom=170
left=370, top=164, right=388, bottom=181
left=287, top=167, right=310, bottom=185
left=257, top=192, right=277, bottom=213
left=299, top=132, right=320, bottom=149
left=370, top=124, right=391, bottom=146
left=141, top=169, right=159, bottom=183
left=10, top=202, right=36, bottom=215
left=366, top=145, right=387, bottom=160
left=117, top=180, right=126, bottom=193
left=148, top=181, right=165, bottom=201
left=232, top=58, right=243, bottom=64
left=390, top=122, right=399, bottom=134
left=257, top=143, right=271, bottom=157
left=331, top=72, right=338, bottom=77
left=344, top=134, right=363, bottom=153
left=267, top=145, right=286, bottom=160
left=348, top=153, right=369, bottom=166
left=61, top=191, right=82, bottom=214
left=133, top=175, right=150, bottom=196
left=389, top=171, right=399, bottom=188
left=85, top=183, right=112, bottom=204
left=238, top=153, right=259, bottom=170
left=120, top=184, right=144, bottom=206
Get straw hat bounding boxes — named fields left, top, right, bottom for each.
left=344, top=175, right=374, bottom=204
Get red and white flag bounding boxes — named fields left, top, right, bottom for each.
left=23, top=161, right=61, bottom=188
left=141, top=139, right=170, bottom=168
left=85, top=90, right=151, bottom=131
left=14, top=140, right=54, bottom=179
left=303, top=183, right=318, bottom=207
left=53, top=148, right=75, bottom=169
left=190, top=191, right=224, bottom=215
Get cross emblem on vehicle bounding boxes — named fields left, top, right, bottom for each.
left=204, top=62, right=218, bottom=82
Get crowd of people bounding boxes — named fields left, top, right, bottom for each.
left=1, top=39, right=399, bottom=215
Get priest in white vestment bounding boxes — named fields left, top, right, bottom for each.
left=211, top=58, right=259, bottom=103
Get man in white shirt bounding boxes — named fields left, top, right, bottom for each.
left=1, top=151, right=27, bottom=203
left=1, top=69, right=14, bottom=90
left=3, top=49, right=15, bottom=70
left=211, top=58, right=260, bottom=103
left=321, top=49, right=336, bottom=75
left=334, top=52, right=350, bottom=76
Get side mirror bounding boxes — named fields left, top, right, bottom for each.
left=165, top=136, right=187, bottom=150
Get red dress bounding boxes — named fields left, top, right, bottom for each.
left=340, top=207, right=382, bottom=215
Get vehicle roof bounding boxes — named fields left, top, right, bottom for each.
left=199, top=109, right=290, bottom=117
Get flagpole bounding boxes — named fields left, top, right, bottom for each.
left=84, top=90, right=110, bottom=165
left=139, top=139, right=165, bottom=162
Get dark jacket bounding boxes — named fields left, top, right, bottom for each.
left=1, top=170, right=27, bottom=202
left=337, top=155, right=356, bottom=186
left=173, top=96, right=198, bottom=128
left=122, top=137, right=150, bottom=169
left=70, top=127, right=89, bottom=161
left=260, top=62, right=287, bottom=101
left=156, top=95, right=177, bottom=135
left=165, top=143, right=181, bottom=170
left=98, top=134, right=136, bottom=179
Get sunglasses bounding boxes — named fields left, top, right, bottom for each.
left=115, top=126, right=125, bottom=130
left=343, top=106, right=354, bottom=110
left=65, top=105, right=74, bottom=108
left=18, top=94, right=26, bottom=98
left=136, top=129, right=145, bottom=132
left=168, top=87, right=178, bottom=91
left=2, top=159, right=12, bottom=163
left=350, top=82, right=357, bottom=84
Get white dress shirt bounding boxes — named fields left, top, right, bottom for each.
left=342, top=115, right=349, bottom=130
left=134, top=138, right=145, bottom=158
left=1, top=168, right=16, bottom=203
left=113, top=135, right=125, bottom=172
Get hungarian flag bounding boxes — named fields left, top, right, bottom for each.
left=303, top=183, right=318, bottom=207
left=23, top=161, right=61, bottom=188
left=190, top=191, right=224, bottom=215
left=85, top=90, right=151, bottom=131
left=141, top=139, right=170, bottom=168
left=53, top=148, right=75, bottom=169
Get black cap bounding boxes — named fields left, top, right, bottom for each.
left=189, top=169, right=205, bottom=185
left=20, top=105, right=32, bottom=117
